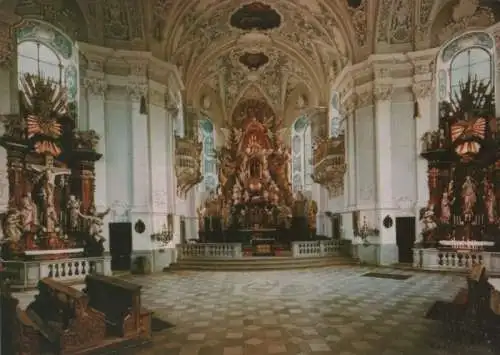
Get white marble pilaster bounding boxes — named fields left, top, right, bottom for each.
left=0, top=13, right=19, bottom=212
left=166, top=107, right=177, bottom=217
left=83, top=75, right=110, bottom=250
left=413, top=81, right=432, bottom=210
left=345, top=95, right=357, bottom=210
left=127, top=78, right=152, bottom=252
left=374, top=85, right=398, bottom=264
left=148, top=84, right=169, bottom=232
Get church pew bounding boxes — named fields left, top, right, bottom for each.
left=84, top=274, right=152, bottom=339
left=1, top=283, right=42, bottom=355
left=26, top=278, right=106, bottom=355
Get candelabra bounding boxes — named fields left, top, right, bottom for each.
left=151, top=223, right=173, bottom=244
left=355, top=216, right=379, bottom=246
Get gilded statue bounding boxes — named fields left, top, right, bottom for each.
left=308, top=200, right=318, bottom=231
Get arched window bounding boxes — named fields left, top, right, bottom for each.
left=291, top=116, right=312, bottom=192
left=438, top=32, right=494, bottom=102
left=16, top=21, right=79, bottom=117
left=330, top=91, right=342, bottom=137
left=199, top=118, right=217, bottom=192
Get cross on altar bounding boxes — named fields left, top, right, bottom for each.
left=27, top=155, right=71, bottom=214
left=28, top=155, right=71, bottom=188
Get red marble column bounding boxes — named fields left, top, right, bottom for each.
left=7, top=151, right=24, bottom=207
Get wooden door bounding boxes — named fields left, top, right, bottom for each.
left=109, top=222, right=132, bottom=271
left=396, top=217, right=416, bottom=263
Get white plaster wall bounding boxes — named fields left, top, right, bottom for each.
left=104, top=88, right=133, bottom=220
left=390, top=93, right=417, bottom=215
left=355, top=107, right=376, bottom=209
left=78, top=87, right=89, bottom=130
left=0, top=66, right=12, bottom=212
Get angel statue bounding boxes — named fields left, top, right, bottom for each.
left=1, top=208, right=23, bottom=243
left=78, top=206, right=111, bottom=242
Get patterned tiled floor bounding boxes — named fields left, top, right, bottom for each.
left=113, top=266, right=497, bottom=355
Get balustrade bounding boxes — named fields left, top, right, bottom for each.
left=178, top=243, right=243, bottom=258
left=292, top=240, right=340, bottom=257
left=2, top=256, right=111, bottom=288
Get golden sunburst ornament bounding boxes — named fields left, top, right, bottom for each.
left=19, top=73, right=69, bottom=156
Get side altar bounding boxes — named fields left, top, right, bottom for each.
left=414, top=78, right=500, bottom=272
left=0, top=74, right=110, bottom=287
left=197, top=99, right=318, bottom=256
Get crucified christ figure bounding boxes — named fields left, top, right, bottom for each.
left=27, top=155, right=71, bottom=232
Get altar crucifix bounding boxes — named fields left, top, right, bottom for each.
left=27, top=155, right=71, bottom=232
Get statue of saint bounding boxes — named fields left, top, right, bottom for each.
left=67, top=195, right=81, bottom=230
left=485, top=181, right=497, bottom=224
left=20, top=195, right=38, bottom=232
left=2, top=208, right=22, bottom=242
left=461, top=176, right=476, bottom=222
left=78, top=206, right=111, bottom=242
left=440, top=191, right=452, bottom=224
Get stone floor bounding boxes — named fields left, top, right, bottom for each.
left=108, top=266, right=497, bottom=355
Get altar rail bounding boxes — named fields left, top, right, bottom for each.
left=413, top=248, right=500, bottom=273
left=179, top=243, right=243, bottom=259
left=178, top=241, right=341, bottom=259
left=2, top=256, right=112, bottom=289
left=291, top=240, right=341, bottom=257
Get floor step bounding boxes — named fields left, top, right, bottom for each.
left=171, top=256, right=357, bottom=271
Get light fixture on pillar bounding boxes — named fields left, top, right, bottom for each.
left=151, top=223, right=173, bottom=244
left=355, top=216, right=379, bottom=246
left=140, top=95, right=148, bottom=115
left=414, top=101, right=420, bottom=119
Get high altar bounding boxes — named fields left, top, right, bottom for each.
left=419, top=78, right=500, bottom=250
left=0, top=74, right=110, bottom=263
left=198, top=99, right=317, bottom=251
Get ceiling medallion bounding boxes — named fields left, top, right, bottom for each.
left=230, top=2, right=281, bottom=31
left=239, top=52, right=269, bottom=70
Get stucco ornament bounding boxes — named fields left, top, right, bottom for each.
left=437, top=0, right=495, bottom=45
left=167, top=0, right=353, bottom=122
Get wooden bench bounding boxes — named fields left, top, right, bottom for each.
left=84, top=274, right=152, bottom=339
left=26, top=278, right=106, bottom=355
left=1, top=282, right=41, bottom=355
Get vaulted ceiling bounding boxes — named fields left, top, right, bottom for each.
left=159, top=0, right=364, bottom=121
left=2, top=0, right=498, bottom=122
